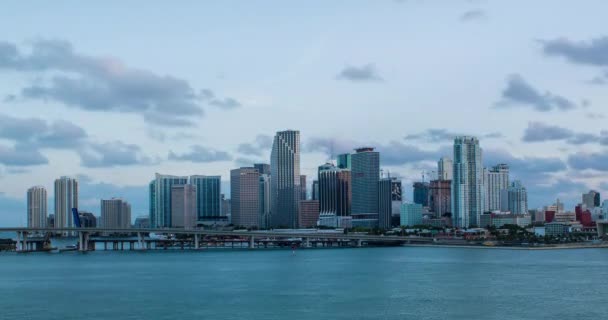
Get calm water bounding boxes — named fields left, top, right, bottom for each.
left=1, top=247, right=607, bottom=320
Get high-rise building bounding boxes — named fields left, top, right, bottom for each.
left=413, top=182, right=430, bottom=207
left=270, top=130, right=301, bottom=228
left=27, top=186, right=47, bottom=228
left=149, top=174, right=188, bottom=228
left=337, top=153, right=351, bottom=169
left=221, top=194, right=231, bottom=217
left=300, top=175, right=307, bottom=200
left=351, top=147, right=380, bottom=227
left=378, top=177, right=395, bottom=229
left=134, top=216, right=150, bottom=228
left=259, top=174, right=271, bottom=228
left=429, top=179, right=451, bottom=217
left=101, top=198, right=131, bottom=229
left=231, top=167, right=260, bottom=227
left=485, top=164, right=509, bottom=212
left=500, top=180, right=528, bottom=215
left=391, top=179, right=403, bottom=227
left=190, top=175, right=223, bottom=224
left=312, top=180, right=319, bottom=201
left=254, top=163, right=271, bottom=175
left=170, top=185, right=197, bottom=229
left=452, top=136, right=485, bottom=228
left=400, top=202, right=423, bottom=227
left=582, top=190, right=601, bottom=209
left=298, top=200, right=320, bottom=228
left=318, top=163, right=352, bottom=227
left=438, top=157, right=453, bottom=181
left=78, top=211, right=97, bottom=228
left=54, top=176, right=78, bottom=231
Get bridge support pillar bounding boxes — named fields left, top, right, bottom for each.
left=194, top=234, right=200, bottom=249
left=304, top=237, right=310, bottom=248
left=22, top=232, right=28, bottom=252
left=357, top=239, right=362, bottom=247
left=78, top=232, right=90, bottom=252
left=137, top=232, right=146, bottom=250
left=249, top=236, right=255, bottom=249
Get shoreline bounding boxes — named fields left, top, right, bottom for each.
left=402, top=243, right=608, bottom=250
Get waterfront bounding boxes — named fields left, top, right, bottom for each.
left=1, top=247, right=608, bottom=319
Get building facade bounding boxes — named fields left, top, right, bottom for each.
left=500, top=180, right=528, bottom=215
left=485, top=163, right=509, bottom=212
left=429, top=179, right=451, bottom=217
left=170, top=185, right=197, bottom=229
left=438, top=157, right=453, bottom=181
left=270, top=130, right=301, bottom=228
left=298, top=200, right=320, bottom=228
left=254, top=163, right=271, bottom=175
left=400, top=202, right=423, bottom=227
left=300, top=175, right=307, bottom=200
left=190, top=175, right=223, bottom=224
left=101, top=198, right=131, bottom=229
left=337, top=153, right=351, bottom=169
left=378, top=177, right=395, bottom=230
left=582, top=190, right=601, bottom=209
left=27, top=186, right=47, bottom=228
left=149, top=173, right=188, bottom=228
left=318, top=164, right=352, bottom=224
left=54, top=176, right=78, bottom=231
left=231, top=167, right=260, bottom=228
left=452, top=136, right=485, bottom=228
left=351, top=147, right=380, bottom=227
left=259, top=174, right=271, bottom=228
left=413, top=182, right=430, bottom=207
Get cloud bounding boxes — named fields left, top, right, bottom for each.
left=568, top=151, right=608, bottom=171
left=237, top=134, right=273, bottom=156
left=541, top=36, right=608, bottom=67
left=234, top=157, right=258, bottom=168
left=76, top=175, right=149, bottom=217
left=460, top=9, right=486, bottom=22
left=484, top=148, right=567, bottom=184
left=495, top=74, right=576, bottom=111
left=405, top=129, right=503, bottom=143
left=0, top=144, right=48, bottom=166
left=79, top=141, right=155, bottom=168
left=521, top=121, right=608, bottom=145
left=0, top=39, right=238, bottom=126
left=168, top=145, right=232, bottom=163
left=336, top=64, right=383, bottom=82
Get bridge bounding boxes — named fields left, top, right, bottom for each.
left=0, top=227, right=433, bottom=252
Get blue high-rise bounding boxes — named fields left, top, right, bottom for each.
left=190, top=175, right=223, bottom=224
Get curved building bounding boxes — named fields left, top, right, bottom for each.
left=270, top=130, right=301, bottom=228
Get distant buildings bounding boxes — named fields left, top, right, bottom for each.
left=500, top=180, right=528, bottom=215
left=54, top=176, right=78, bottom=231
left=134, top=216, right=150, bottom=228
left=391, top=179, right=403, bottom=227
left=318, top=163, right=352, bottom=228
left=300, top=175, right=307, bottom=200
left=78, top=211, right=97, bottom=228
left=171, top=184, right=197, bottom=229
left=480, top=212, right=531, bottom=228
left=312, top=180, right=319, bottom=201
left=101, top=198, right=131, bottom=229
left=401, top=202, right=423, bottom=227
left=485, top=164, right=509, bottom=212
left=452, top=136, right=485, bottom=228
left=231, top=167, right=260, bottom=228
left=438, top=157, right=453, bottom=181
left=270, top=130, right=301, bottom=228
left=259, top=174, right=271, bottom=228
left=149, top=173, right=188, bottom=228
left=582, top=190, right=601, bottom=209
left=27, top=186, right=47, bottom=228
left=337, top=153, right=351, bottom=169
left=253, top=163, right=271, bottom=176
left=298, top=200, right=320, bottom=228
left=351, top=147, right=380, bottom=228
left=413, top=182, right=429, bottom=207
left=190, top=175, right=223, bottom=225
left=378, top=177, right=395, bottom=230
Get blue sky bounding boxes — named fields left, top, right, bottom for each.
left=1, top=0, right=608, bottom=225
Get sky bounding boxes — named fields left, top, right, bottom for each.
left=1, top=0, right=608, bottom=225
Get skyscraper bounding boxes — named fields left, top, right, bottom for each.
left=190, top=175, right=223, bottom=224
left=485, top=163, right=509, bottom=212
left=378, top=177, right=395, bottom=230
left=101, top=198, right=131, bottom=229
left=413, top=182, right=430, bottom=207
left=231, top=167, right=260, bottom=228
left=149, top=173, right=188, bottom=228
left=351, top=147, right=380, bottom=227
left=312, top=180, right=319, bottom=201
left=429, top=179, right=451, bottom=217
left=582, top=190, right=601, bottom=208
left=27, top=186, right=47, bottom=228
left=300, top=175, right=307, bottom=200
left=270, top=130, right=301, bottom=228
left=452, top=136, right=485, bottom=228
left=259, top=174, right=271, bottom=228
left=438, top=157, right=453, bottom=181
left=171, top=184, right=197, bottom=229
left=337, top=153, right=351, bottom=169
left=318, top=163, right=352, bottom=228
left=54, top=176, right=78, bottom=231
left=500, top=180, right=528, bottom=215
left=391, top=179, right=403, bottom=227
left=254, top=163, right=271, bottom=175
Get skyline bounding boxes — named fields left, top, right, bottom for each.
left=2, top=1, right=608, bottom=225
